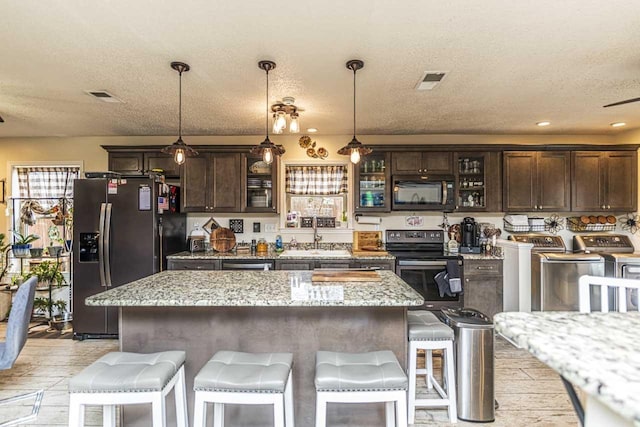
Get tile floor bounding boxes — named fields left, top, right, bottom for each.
left=0, top=325, right=579, bottom=426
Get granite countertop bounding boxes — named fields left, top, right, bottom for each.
left=85, top=270, right=423, bottom=307
left=495, top=311, right=640, bottom=425
left=167, top=250, right=396, bottom=261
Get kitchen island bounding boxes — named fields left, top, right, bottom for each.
left=86, top=270, right=423, bottom=427
left=495, top=311, right=640, bottom=427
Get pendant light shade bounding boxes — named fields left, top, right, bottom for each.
left=338, top=59, right=372, bottom=164
left=251, top=60, right=285, bottom=164
left=162, top=61, right=198, bottom=165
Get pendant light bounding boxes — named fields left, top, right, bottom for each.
left=338, top=59, right=372, bottom=164
left=161, top=61, right=198, bottom=165
left=251, top=60, right=285, bottom=164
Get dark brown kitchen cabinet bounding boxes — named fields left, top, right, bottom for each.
left=144, top=153, right=181, bottom=178
left=181, top=153, right=242, bottom=212
left=244, top=154, right=278, bottom=213
left=462, top=259, right=503, bottom=320
left=391, top=151, right=453, bottom=175
left=354, top=152, right=391, bottom=213
left=275, top=260, right=314, bottom=270
left=572, top=151, right=637, bottom=212
left=108, top=152, right=144, bottom=175
left=108, top=151, right=181, bottom=177
left=454, top=152, right=502, bottom=212
left=167, top=259, right=221, bottom=270
left=503, top=151, right=570, bottom=212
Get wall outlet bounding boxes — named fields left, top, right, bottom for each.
left=265, top=223, right=276, bottom=232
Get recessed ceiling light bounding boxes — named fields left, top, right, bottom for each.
left=610, top=122, right=626, bottom=128
left=307, top=128, right=318, bottom=133
left=536, top=121, right=551, bottom=127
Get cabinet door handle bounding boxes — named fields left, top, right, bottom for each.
left=601, top=205, right=606, bottom=209
left=607, top=205, right=611, bottom=209
left=418, top=169, right=422, bottom=173
left=534, top=205, right=538, bottom=210
left=465, top=278, right=470, bottom=282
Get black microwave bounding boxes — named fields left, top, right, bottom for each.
left=392, top=176, right=455, bottom=210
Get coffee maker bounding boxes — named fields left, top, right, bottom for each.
left=460, top=217, right=481, bottom=254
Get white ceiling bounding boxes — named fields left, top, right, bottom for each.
left=2, top=0, right=640, bottom=138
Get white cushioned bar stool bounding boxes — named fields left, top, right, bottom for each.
left=192, top=351, right=294, bottom=427
left=314, top=350, right=408, bottom=427
left=68, top=350, right=188, bottom=427
left=407, top=311, right=457, bottom=423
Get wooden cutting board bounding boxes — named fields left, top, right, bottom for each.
left=312, top=271, right=382, bottom=282
left=210, top=227, right=236, bottom=252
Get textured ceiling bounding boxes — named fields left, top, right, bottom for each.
left=1, top=0, right=640, bottom=138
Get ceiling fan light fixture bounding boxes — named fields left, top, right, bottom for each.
left=611, top=122, right=627, bottom=128
left=252, top=60, right=285, bottom=165
left=161, top=61, right=198, bottom=165
left=338, top=59, right=372, bottom=164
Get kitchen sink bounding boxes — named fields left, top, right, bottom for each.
left=278, top=249, right=351, bottom=258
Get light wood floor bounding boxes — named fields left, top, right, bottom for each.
left=0, top=326, right=578, bottom=426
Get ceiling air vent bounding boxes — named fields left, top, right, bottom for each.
left=84, top=90, right=124, bottom=103
left=415, top=72, right=447, bottom=91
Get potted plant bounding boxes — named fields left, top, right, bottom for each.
left=25, top=261, right=69, bottom=327
left=11, top=231, right=39, bottom=257
left=25, top=260, right=66, bottom=289
left=47, top=225, right=64, bottom=257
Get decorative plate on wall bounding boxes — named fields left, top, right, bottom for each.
left=229, top=219, right=244, bottom=234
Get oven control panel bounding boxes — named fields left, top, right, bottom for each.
left=386, top=229, right=444, bottom=244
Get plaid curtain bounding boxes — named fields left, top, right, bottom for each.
left=285, top=165, right=348, bottom=195
left=17, top=167, right=79, bottom=209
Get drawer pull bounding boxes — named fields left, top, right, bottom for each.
left=475, top=266, right=495, bottom=270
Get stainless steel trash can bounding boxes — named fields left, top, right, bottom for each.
left=441, top=308, right=495, bottom=422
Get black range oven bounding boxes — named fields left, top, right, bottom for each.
left=386, top=229, right=463, bottom=311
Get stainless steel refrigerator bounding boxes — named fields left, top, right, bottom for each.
left=72, top=176, right=186, bottom=339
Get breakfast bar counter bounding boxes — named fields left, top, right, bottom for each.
left=86, top=270, right=423, bottom=427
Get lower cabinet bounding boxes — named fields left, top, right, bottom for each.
left=275, top=259, right=394, bottom=270
left=275, top=260, right=315, bottom=270
left=167, top=259, right=221, bottom=270
left=462, top=259, right=503, bottom=319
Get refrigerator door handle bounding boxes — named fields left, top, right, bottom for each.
left=104, top=203, right=113, bottom=287
left=98, top=203, right=107, bottom=288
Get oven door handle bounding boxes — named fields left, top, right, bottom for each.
left=398, top=260, right=450, bottom=266
left=442, top=181, right=448, bottom=205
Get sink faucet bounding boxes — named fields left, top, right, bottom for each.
left=313, top=216, right=323, bottom=249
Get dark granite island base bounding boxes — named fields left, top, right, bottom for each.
left=120, top=306, right=406, bottom=426
left=86, top=270, right=423, bottom=427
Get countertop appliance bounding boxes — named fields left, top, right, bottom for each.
left=509, top=234, right=604, bottom=311
left=73, top=176, right=187, bottom=339
left=386, top=229, right=462, bottom=310
left=574, top=234, right=638, bottom=310
left=460, top=217, right=480, bottom=254
left=391, top=176, right=455, bottom=211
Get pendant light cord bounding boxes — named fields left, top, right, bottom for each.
left=178, top=69, right=183, bottom=139
left=265, top=68, right=270, bottom=138
left=353, top=67, right=357, bottom=139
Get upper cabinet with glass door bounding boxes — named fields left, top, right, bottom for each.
left=454, top=152, right=502, bottom=212
left=354, top=152, right=391, bottom=212
left=244, top=154, right=278, bottom=213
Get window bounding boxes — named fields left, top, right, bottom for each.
left=11, top=166, right=80, bottom=246
left=284, top=165, right=349, bottom=228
